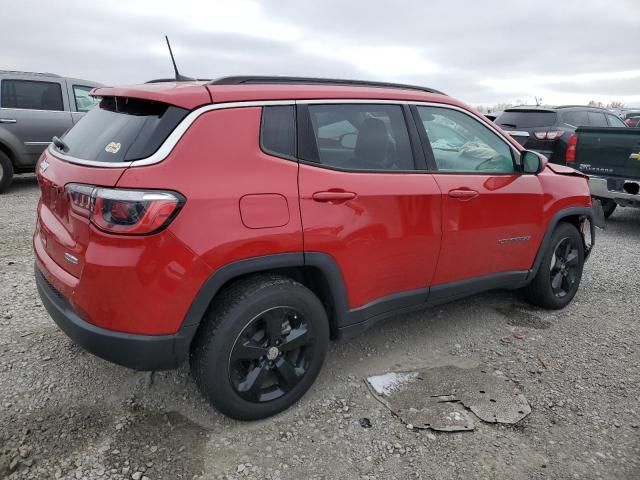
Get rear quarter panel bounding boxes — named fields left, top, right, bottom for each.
left=115, top=106, right=304, bottom=272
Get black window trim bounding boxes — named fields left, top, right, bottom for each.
left=0, top=78, right=66, bottom=113
left=259, top=105, right=298, bottom=162
left=72, top=84, right=98, bottom=113
left=411, top=103, right=523, bottom=176
left=295, top=101, right=423, bottom=174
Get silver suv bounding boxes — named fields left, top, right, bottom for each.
left=0, top=71, right=101, bottom=192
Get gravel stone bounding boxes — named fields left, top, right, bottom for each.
left=0, top=177, right=639, bottom=479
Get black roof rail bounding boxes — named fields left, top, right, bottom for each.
left=145, top=78, right=211, bottom=84
left=209, top=76, right=446, bottom=95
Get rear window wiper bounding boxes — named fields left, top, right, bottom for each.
left=52, top=136, right=69, bottom=153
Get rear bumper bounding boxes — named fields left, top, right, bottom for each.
left=36, top=267, right=196, bottom=370
left=589, top=176, right=640, bottom=205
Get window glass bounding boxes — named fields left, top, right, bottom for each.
left=587, top=111, right=608, bottom=127
left=73, top=85, right=100, bottom=112
left=306, top=104, right=414, bottom=170
left=261, top=106, right=296, bottom=158
left=606, top=114, right=626, bottom=127
left=561, top=111, right=588, bottom=127
left=417, top=106, right=514, bottom=173
left=1, top=79, right=63, bottom=111
left=59, top=96, right=188, bottom=163
left=496, top=110, right=557, bottom=128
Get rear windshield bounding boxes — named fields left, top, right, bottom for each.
left=57, top=96, right=188, bottom=162
left=496, top=110, right=557, bottom=128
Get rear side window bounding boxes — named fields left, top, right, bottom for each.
left=58, top=96, right=188, bottom=163
left=587, top=111, right=608, bottom=127
left=1, top=79, right=63, bottom=111
left=496, top=110, right=557, bottom=128
left=261, top=106, right=296, bottom=159
left=303, top=104, right=414, bottom=170
left=561, top=110, right=588, bottom=127
left=606, top=114, right=626, bottom=127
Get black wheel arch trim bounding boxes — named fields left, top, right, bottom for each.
left=180, top=252, right=350, bottom=336
left=527, top=206, right=595, bottom=281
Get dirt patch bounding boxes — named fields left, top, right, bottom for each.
left=496, top=305, right=552, bottom=329
left=0, top=403, right=207, bottom=479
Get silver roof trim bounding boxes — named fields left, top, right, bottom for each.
left=48, top=98, right=519, bottom=168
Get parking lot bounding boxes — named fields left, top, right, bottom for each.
left=1, top=176, right=639, bottom=479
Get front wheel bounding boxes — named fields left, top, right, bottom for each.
left=190, top=275, right=329, bottom=420
left=0, top=151, right=14, bottom=194
left=523, top=222, right=585, bottom=310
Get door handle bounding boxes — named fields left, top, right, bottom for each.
left=0, top=118, right=17, bottom=124
left=312, top=190, right=357, bottom=203
left=448, top=189, right=479, bottom=201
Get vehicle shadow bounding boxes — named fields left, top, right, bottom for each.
left=3, top=174, right=38, bottom=194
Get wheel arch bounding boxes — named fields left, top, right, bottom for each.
left=528, top=206, right=594, bottom=281
left=181, top=253, right=349, bottom=349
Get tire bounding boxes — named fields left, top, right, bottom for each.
left=600, top=198, right=617, bottom=219
left=190, top=274, right=329, bottom=420
left=523, top=222, right=584, bottom=310
left=0, top=151, right=14, bottom=194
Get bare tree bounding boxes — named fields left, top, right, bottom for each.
left=607, top=100, right=625, bottom=110
left=588, top=100, right=604, bottom=108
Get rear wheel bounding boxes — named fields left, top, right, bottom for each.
left=523, top=222, right=584, bottom=310
left=190, top=275, right=329, bottom=420
left=0, top=151, right=14, bottom=194
left=600, top=198, right=617, bottom=219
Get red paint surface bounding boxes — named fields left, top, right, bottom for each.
left=35, top=84, right=591, bottom=337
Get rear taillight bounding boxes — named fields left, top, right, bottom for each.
left=65, top=184, right=184, bottom=235
left=534, top=130, right=565, bottom=140
left=566, top=133, right=578, bottom=163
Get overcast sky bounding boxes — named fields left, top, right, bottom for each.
left=2, top=0, right=639, bottom=107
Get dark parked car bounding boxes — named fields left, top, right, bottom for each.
left=0, top=71, right=101, bottom=192
left=495, top=106, right=627, bottom=165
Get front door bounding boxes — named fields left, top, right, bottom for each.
left=413, top=105, right=545, bottom=286
left=297, top=102, right=442, bottom=313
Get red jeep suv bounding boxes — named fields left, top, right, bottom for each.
left=34, top=77, right=595, bottom=420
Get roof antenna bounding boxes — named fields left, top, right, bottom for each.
left=165, top=35, right=194, bottom=81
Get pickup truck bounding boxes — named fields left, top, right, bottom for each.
left=573, top=126, right=640, bottom=218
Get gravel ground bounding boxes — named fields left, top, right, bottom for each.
left=1, top=176, right=639, bottom=480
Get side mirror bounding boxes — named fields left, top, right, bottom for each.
left=521, top=150, right=544, bottom=174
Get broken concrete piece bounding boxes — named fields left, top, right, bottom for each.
left=367, top=365, right=531, bottom=432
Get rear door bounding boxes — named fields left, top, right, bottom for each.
left=297, top=102, right=442, bottom=314
left=414, top=105, right=544, bottom=286
left=0, top=77, right=73, bottom=167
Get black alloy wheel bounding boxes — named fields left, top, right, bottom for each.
left=229, top=306, right=313, bottom=403
left=549, top=237, right=580, bottom=298
left=190, top=275, right=329, bottom=420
